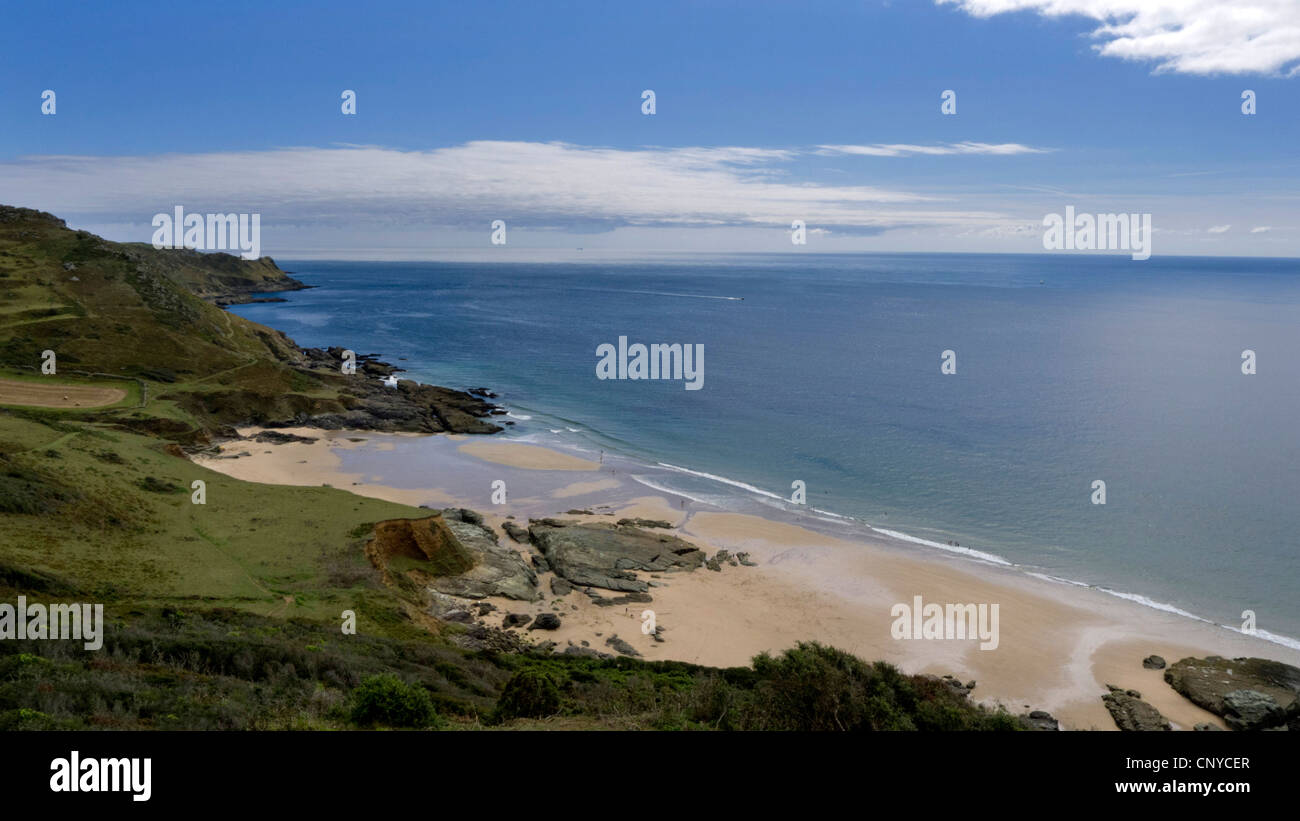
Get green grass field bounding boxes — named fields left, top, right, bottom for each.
left=0, top=412, right=434, bottom=635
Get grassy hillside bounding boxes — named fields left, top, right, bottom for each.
left=0, top=205, right=500, bottom=442
left=0, top=206, right=302, bottom=382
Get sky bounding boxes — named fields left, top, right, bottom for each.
left=1, top=0, right=1298, bottom=258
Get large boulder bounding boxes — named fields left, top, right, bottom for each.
left=529, top=613, right=561, bottom=631
left=442, top=508, right=486, bottom=527
left=502, top=521, right=531, bottom=544
left=1164, top=657, right=1300, bottom=724
left=1102, top=692, right=1172, bottom=731
left=528, top=521, right=706, bottom=593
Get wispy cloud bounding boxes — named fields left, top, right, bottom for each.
left=816, top=142, right=1050, bottom=157
left=938, top=0, right=1300, bottom=76
left=1165, top=169, right=1231, bottom=178
left=1251, top=225, right=1273, bottom=233
left=0, top=141, right=1020, bottom=234
left=1208, top=224, right=1232, bottom=233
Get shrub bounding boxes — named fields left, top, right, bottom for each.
left=138, top=476, right=181, bottom=494
left=349, top=674, right=438, bottom=729
left=492, top=669, right=561, bottom=723
left=732, top=642, right=1019, bottom=731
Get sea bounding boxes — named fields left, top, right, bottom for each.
left=229, top=252, right=1300, bottom=647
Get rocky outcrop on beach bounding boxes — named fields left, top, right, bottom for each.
left=605, top=635, right=641, bottom=657
left=502, top=521, right=532, bottom=544
left=1102, top=688, right=1171, bottom=731
left=1018, top=710, right=1060, bottom=731
left=430, top=510, right=539, bottom=601
left=251, top=430, right=318, bottom=445
left=365, top=512, right=540, bottom=602
left=1164, top=656, right=1300, bottom=730
left=528, top=519, right=708, bottom=593
left=616, top=518, right=673, bottom=529
left=256, top=346, right=504, bottom=435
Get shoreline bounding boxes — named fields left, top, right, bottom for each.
left=475, top=421, right=1300, bottom=656
left=193, top=427, right=1300, bottom=731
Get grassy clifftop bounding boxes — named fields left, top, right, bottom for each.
left=0, top=206, right=302, bottom=380
left=0, top=205, right=501, bottom=441
left=118, top=241, right=309, bottom=304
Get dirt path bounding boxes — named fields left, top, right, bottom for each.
left=0, top=378, right=127, bottom=408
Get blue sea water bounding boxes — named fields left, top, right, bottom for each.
left=231, top=253, right=1300, bottom=643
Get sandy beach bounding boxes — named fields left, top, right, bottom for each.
left=194, top=428, right=1300, bottom=731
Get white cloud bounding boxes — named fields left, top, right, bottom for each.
left=816, top=142, right=1050, bottom=157
left=938, top=1, right=1300, bottom=75
left=959, top=221, right=1042, bottom=237
left=1250, top=225, right=1273, bottom=232
left=1208, top=224, right=1232, bottom=232
left=0, top=141, right=1016, bottom=234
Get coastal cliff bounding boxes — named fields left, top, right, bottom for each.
left=0, top=205, right=501, bottom=440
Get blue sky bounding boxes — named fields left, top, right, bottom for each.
left=1, top=0, right=1298, bottom=257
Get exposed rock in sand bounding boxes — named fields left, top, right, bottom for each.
left=1102, top=691, right=1172, bottom=731
left=528, top=520, right=707, bottom=593
left=453, top=624, right=534, bottom=653
left=503, top=613, right=530, bottom=629
left=1164, top=656, right=1300, bottom=729
left=1018, top=710, right=1060, bottom=731
left=503, top=521, right=532, bottom=544
left=605, top=635, right=641, bottom=657
left=616, top=518, right=673, bottom=529
left=529, top=613, right=561, bottom=631
left=251, top=430, right=318, bottom=445
left=549, top=577, right=573, bottom=597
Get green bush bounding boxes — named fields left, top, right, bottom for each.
left=736, top=641, right=1018, bottom=731
left=492, top=669, right=561, bottom=723
left=350, top=674, right=438, bottom=729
